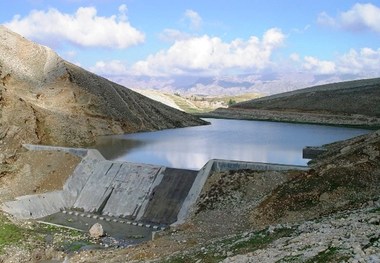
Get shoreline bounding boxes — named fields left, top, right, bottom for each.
left=195, top=108, right=380, bottom=130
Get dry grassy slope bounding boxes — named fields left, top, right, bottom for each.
left=233, top=78, right=380, bottom=117
left=0, top=26, right=206, bottom=152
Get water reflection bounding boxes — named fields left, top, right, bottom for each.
left=91, top=118, right=370, bottom=169
left=94, top=137, right=147, bottom=160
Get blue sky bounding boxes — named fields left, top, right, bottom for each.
left=1, top=1, right=380, bottom=93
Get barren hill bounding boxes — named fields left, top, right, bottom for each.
left=0, top=26, right=206, bottom=154
left=209, top=78, right=380, bottom=127
left=234, top=78, right=380, bottom=116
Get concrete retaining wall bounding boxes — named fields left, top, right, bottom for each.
left=22, top=144, right=89, bottom=157
left=209, top=159, right=309, bottom=173
left=2, top=191, right=66, bottom=219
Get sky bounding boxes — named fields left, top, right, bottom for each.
left=1, top=1, right=380, bottom=95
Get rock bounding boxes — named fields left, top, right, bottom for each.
left=363, top=146, right=380, bottom=161
left=267, top=225, right=275, bottom=234
left=340, top=146, right=352, bottom=154
left=368, top=217, right=380, bottom=225
left=89, top=223, right=105, bottom=239
left=319, top=192, right=330, bottom=202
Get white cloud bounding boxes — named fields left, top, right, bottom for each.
left=119, top=5, right=128, bottom=13
left=184, top=9, right=202, bottom=30
left=302, top=47, right=380, bottom=76
left=291, top=24, right=311, bottom=34
left=303, top=56, right=336, bottom=74
left=132, top=28, right=285, bottom=76
left=290, top=53, right=300, bottom=62
left=338, top=47, right=380, bottom=75
left=4, top=5, right=145, bottom=49
left=317, top=12, right=338, bottom=28
left=118, top=4, right=128, bottom=21
left=91, top=60, right=129, bottom=75
left=318, top=3, right=380, bottom=33
left=158, top=29, right=192, bottom=42
left=263, top=28, right=284, bottom=46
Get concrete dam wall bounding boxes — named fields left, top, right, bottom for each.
left=2, top=145, right=308, bottom=227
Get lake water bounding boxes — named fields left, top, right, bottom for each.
left=92, top=118, right=370, bottom=170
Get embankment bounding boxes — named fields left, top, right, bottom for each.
left=202, top=107, right=380, bottom=129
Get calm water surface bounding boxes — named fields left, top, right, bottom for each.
left=93, top=118, right=370, bottom=170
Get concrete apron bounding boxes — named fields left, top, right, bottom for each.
left=2, top=144, right=308, bottom=240
left=39, top=210, right=161, bottom=246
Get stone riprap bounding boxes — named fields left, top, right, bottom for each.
left=2, top=146, right=308, bottom=227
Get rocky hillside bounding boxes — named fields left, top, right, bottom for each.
left=208, top=78, right=380, bottom=127
left=0, top=26, right=206, bottom=154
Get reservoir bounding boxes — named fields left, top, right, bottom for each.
left=92, top=118, right=370, bottom=170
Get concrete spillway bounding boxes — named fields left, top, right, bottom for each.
left=73, top=162, right=162, bottom=218
left=140, top=168, right=197, bottom=225
left=2, top=145, right=308, bottom=227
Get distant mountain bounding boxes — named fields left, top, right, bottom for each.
left=0, top=26, right=206, bottom=153
left=107, top=70, right=367, bottom=97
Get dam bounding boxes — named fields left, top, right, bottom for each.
left=2, top=144, right=308, bottom=238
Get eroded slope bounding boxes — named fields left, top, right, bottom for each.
left=0, top=25, right=206, bottom=154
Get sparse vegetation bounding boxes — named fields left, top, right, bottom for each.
left=0, top=213, right=92, bottom=258
left=162, top=227, right=296, bottom=263
left=305, top=247, right=349, bottom=263
left=230, top=227, right=296, bottom=253
left=228, top=98, right=236, bottom=106
left=0, top=214, right=24, bottom=252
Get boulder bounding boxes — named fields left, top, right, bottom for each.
left=89, top=223, right=105, bottom=239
